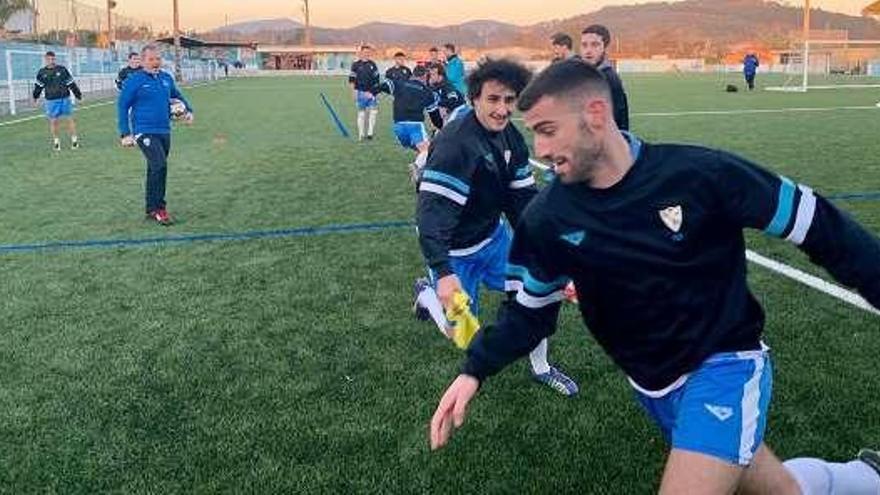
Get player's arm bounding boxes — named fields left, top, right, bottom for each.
left=417, top=141, right=474, bottom=283
left=607, top=72, right=629, bottom=131
left=502, top=138, right=539, bottom=225
left=430, top=215, right=567, bottom=450
left=424, top=90, right=443, bottom=129
left=33, top=70, right=45, bottom=100
left=370, top=79, right=392, bottom=96
left=63, top=68, right=83, bottom=100
left=714, top=151, right=880, bottom=309
left=115, top=68, right=126, bottom=90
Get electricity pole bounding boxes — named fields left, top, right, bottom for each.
left=173, top=0, right=182, bottom=81
left=302, top=0, right=311, bottom=46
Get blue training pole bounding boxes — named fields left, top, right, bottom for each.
left=319, top=92, right=351, bottom=138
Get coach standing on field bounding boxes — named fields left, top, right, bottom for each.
left=117, top=45, right=193, bottom=226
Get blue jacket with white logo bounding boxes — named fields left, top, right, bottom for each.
left=117, top=69, right=192, bottom=136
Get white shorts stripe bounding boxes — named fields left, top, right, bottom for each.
left=509, top=176, right=536, bottom=189
left=419, top=182, right=467, bottom=206
left=785, top=185, right=817, bottom=245
left=738, top=353, right=765, bottom=464
left=449, top=235, right=493, bottom=257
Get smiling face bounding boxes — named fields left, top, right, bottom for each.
left=472, top=80, right=518, bottom=133
left=523, top=93, right=612, bottom=184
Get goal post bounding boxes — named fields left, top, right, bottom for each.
left=765, top=39, right=880, bottom=92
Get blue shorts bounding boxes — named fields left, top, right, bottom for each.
left=356, top=91, right=378, bottom=110
left=393, top=121, right=428, bottom=150
left=635, top=348, right=773, bottom=466
left=428, top=221, right=511, bottom=316
left=44, top=98, right=73, bottom=119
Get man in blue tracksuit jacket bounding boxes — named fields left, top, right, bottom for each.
left=743, top=53, right=760, bottom=91
left=118, top=45, right=193, bottom=226
left=443, top=43, right=467, bottom=95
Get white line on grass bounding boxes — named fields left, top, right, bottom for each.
left=0, top=80, right=223, bottom=128
left=746, top=249, right=879, bottom=316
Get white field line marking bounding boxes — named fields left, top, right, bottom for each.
left=746, top=249, right=879, bottom=316
left=0, top=80, right=222, bottom=128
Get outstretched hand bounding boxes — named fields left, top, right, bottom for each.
left=429, top=374, right=480, bottom=450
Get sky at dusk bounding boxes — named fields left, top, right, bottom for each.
left=101, top=0, right=874, bottom=31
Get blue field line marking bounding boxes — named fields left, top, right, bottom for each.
left=0, top=220, right=415, bottom=254
left=825, top=191, right=880, bottom=201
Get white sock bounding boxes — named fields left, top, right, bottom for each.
left=356, top=111, right=365, bottom=139
left=71, top=135, right=78, bottom=143
left=784, top=457, right=880, bottom=495
left=367, top=109, right=378, bottom=136
left=414, top=150, right=428, bottom=169
left=528, top=339, right=551, bottom=375
left=416, top=285, right=450, bottom=338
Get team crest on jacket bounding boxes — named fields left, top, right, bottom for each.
left=659, top=205, right=683, bottom=233
left=504, top=150, right=512, bottom=164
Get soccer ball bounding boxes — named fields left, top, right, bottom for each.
left=169, top=99, right=187, bottom=120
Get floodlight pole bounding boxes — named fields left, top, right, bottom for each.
left=302, top=0, right=312, bottom=47
left=106, top=0, right=114, bottom=47
left=802, top=0, right=811, bottom=91
left=32, top=0, right=39, bottom=36
left=173, top=0, right=182, bottom=81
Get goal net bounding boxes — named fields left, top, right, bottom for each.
left=766, top=39, right=880, bottom=92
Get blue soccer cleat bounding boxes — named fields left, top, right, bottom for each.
left=532, top=366, right=579, bottom=397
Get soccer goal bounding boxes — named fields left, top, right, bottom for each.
left=766, top=39, right=880, bottom=92
left=2, top=49, right=72, bottom=115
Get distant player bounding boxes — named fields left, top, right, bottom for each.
left=580, top=24, right=629, bottom=131
left=442, top=43, right=466, bottom=95
left=348, top=45, right=381, bottom=141
left=116, top=52, right=142, bottom=90
left=428, top=64, right=465, bottom=122
left=372, top=65, right=443, bottom=178
left=117, top=44, right=193, bottom=226
left=744, top=52, right=760, bottom=91
left=427, top=46, right=443, bottom=70
left=415, top=58, right=578, bottom=397
left=385, top=52, right=412, bottom=81
left=550, top=32, right=578, bottom=62
left=428, top=59, right=880, bottom=495
left=32, top=51, right=82, bottom=151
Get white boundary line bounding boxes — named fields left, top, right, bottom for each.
left=746, top=250, right=879, bottom=316
left=0, top=80, right=222, bottom=128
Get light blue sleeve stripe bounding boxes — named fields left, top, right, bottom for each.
left=422, top=170, right=470, bottom=195
left=506, top=264, right=568, bottom=296
left=514, top=164, right=532, bottom=179
left=764, top=176, right=796, bottom=237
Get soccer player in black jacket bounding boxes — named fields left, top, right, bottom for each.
left=428, top=59, right=880, bottom=495
left=581, top=24, right=629, bottom=131
left=415, top=59, right=578, bottom=397
left=115, top=52, right=142, bottom=90
left=371, top=66, right=443, bottom=177
left=428, top=64, right=465, bottom=123
left=385, top=52, right=412, bottom=82
left=348, top=45, right=380, bottom=141
left=32, top=51, right=82, bottom=151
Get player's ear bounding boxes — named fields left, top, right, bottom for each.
left=583, top=96, right=607, bottom=131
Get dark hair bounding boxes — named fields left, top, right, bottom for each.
left=393, top=51, right=406, bottom=58
left=413, top=65, right=428, bottom=78
left=466, top=58, right=532, bottom=102
left=429, top=46, right=439, bottom=53
left=45, top=51, right=56, bottom=57
left=429, top=63, right=446, bottom=77
left=443, top=43, right=456, bottom=53
left=550, top=33, right=573, bottom=50
left=517, top=58, right=609, bottom=112
left=582, top=24, right=611, bottom=47
left=359, top=44, right=372, bottom=50
left=128, top=52, right=139, bottom=59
